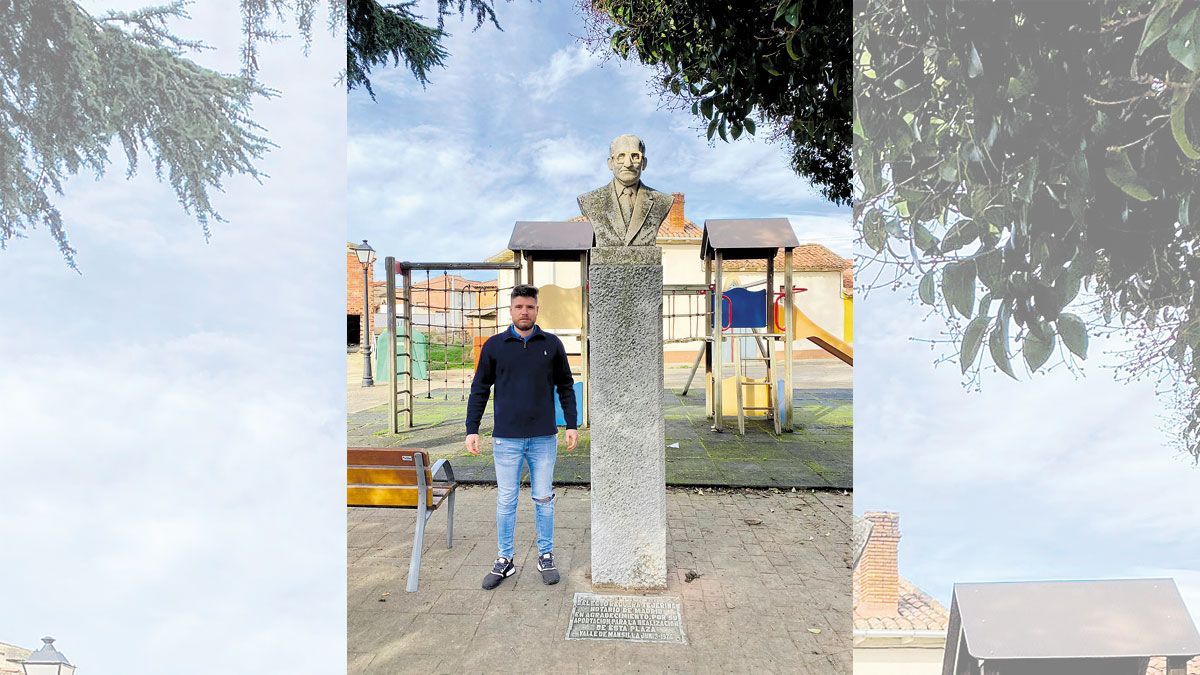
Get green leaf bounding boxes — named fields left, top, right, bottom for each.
left=1166, top=8, right=1199, bottom=71
left=1105, top=150, right=1156, bottom=201
left=785, top=2, right=800, bottom=28
left=864, top=212, right=887, bottom=252
left=1181, top=194, right=1192, bottom=229
left=1023, top=330, right=1055, bottom=372
left=1006, top=71, right=1034, bottom=98
left=966, top=43, right=983, bottom=78
left=913, top=222, right=939, bottom=253
left=701, top=98, right=714, bottom=120
left=961, top=315, right=990, bottom=374
left=919, top=270, right=936, bottom=305
left=731, top=120, right=743, bottom=140
left=1057, top=313, right=1088, bottom=359
left=785, top=32, right=799, bottom=61
left=941, top=220, right=980, bottom=253
left=707, top=118, right=719, bottom=140
left=1170, top=91, right=1200, bottom=160
left=938, top=161, right=958, bottom=182
left=744, top=118, right=756, bottom=135
left=989, top=321, right=1017, bottom=379
left=941, top=260, right=976, bottom=319
left=1139, top=0, right=1184, bottom=56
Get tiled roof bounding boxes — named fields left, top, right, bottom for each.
left=853, top=577, right=950, bottom=632
left=723, top=243, right=851, bottom=272
left=1145, top=657, right=1200, bottom=675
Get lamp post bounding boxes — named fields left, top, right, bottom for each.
left=353, top=240, right=376, bottom=387
left=19, top=637, right=75, bottom=675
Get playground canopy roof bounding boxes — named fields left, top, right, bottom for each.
left=942, top=578, right=1200, bottom=670
left=700, top=218, right=799, bottom=261
left=508, top=221, right=594, bottom=260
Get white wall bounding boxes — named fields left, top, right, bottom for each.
left=854, top=647, right=945, bottom=675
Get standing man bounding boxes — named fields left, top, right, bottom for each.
left=466, top=284, right=579, bottom=589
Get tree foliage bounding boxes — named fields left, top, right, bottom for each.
left=347, top=0, right=503, bottom=98
left=0, top=0, right=352, bottom=268
left=586, top=0, right=852, bottom=205
left=855, top=0, right=1200, bottom=457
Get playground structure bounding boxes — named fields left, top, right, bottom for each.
left=700, top=218, right=798, bottom=435
left=381, top=218, right=852, bottom=436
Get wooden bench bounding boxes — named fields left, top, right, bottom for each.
left=347, top=448, right=457, bottom=592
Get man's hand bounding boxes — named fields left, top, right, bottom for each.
left=564, top=429, right=578, bottom=452
left=465, top=434, right=481, bottom=455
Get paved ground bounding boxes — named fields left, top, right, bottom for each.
left=348, top=485, right=852, bottom=674
left=348, top=356, right=852, bottom=489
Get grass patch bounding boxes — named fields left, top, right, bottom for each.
left=426, top=343, right=472, bottom=370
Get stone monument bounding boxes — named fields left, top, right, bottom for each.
left=579, top=134, right=671, bottom=589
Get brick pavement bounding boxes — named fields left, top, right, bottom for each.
left=348, top=485, right=852, bottom=674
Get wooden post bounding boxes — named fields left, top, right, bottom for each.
left=713, top=251, right=724, bottom=432
left=386, top=257, right=398, bottom=434
left=783, top=249, right=794, bottom=432
left=704, top=253, right=713, bottom=419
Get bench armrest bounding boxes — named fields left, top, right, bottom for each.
left=430, top=458, right=456, bottom=483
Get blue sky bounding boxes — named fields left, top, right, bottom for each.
left=348, top=0, right=852, bottom=273
left=857, top=283, right=1200, bottom=622
left=0, top=2, right=345, bottom=672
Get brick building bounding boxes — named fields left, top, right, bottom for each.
left=853, top=511, right=950, bottom=675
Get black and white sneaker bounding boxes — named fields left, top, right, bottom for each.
left=482, top=556, right=515, bottom=590
left=537, top=552, right=559, bottom=585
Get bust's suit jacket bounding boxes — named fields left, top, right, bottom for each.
left=578, top=180, right=673, bottom=247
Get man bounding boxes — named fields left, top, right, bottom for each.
left=466, top=284, right=579, bottom=589
left=577, top=133, right=673, bottom=247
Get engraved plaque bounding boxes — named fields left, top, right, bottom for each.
left=566, top=593, right=686, bottom=644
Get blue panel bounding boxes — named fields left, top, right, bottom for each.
left=715, top=287, right=767, bottom=328
left=553, top=381, right=585, bottom=426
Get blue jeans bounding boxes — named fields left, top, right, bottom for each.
left=493, top=435, right=558, bottom=559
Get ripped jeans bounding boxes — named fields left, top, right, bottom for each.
left=492, top=435, right=558, bottom=559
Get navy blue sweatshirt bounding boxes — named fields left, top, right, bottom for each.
left=465, top=325, right=577, bottom=437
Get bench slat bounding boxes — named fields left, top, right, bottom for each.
left=347, top=485, right=452, bottom=509
left=348, top=467, right=423, bottom=486
left=348, top=448, right=424, bottom=466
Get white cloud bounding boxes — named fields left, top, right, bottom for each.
left=530, top=136, right=598, bottom=182
left=524, top=45, right=601, bottom=101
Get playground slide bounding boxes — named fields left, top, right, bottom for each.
left=784, top=305, right=853, bottom=366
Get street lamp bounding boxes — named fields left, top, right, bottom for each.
left=20, top=637, right=75, bottom=675
left=353, top=240, right=376, bottom=387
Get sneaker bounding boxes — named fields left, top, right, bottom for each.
left=537, top=552, right=560, bottom=585
left=482, top=557, right=514, bottom=590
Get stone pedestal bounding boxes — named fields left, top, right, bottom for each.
left=588, top=246, right=667, bottom=589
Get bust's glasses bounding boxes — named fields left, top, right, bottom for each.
left=611, top=152, right=643, bottom=164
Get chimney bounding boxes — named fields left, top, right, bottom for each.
left=667, top=192, right=686, bottom=231
left=853, top=511, right=901, bottom=616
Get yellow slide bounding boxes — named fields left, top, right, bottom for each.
left=775, top=304, right=854, bottom=366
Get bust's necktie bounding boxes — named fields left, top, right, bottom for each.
left=619, top=186, right=635, bottom=224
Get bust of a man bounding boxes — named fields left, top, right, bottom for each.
left=578, top=134, right=673, bottom=247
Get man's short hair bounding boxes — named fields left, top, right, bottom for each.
left=511, top=284, right=538, bottom=303
left=609, top=134, right=646, bottom=156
